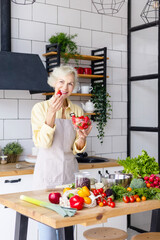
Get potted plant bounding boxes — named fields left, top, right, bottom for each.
left=49, top=32, right=80, bottom=65
left=3, top=142, right=23, bottom=163
left=91, top=83, right=112, bottom=144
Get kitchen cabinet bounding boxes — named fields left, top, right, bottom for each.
left=0, top=174, right=38, bottom=240
left=43, top=43, right=108, bottom=117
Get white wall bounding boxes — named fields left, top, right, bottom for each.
left=0, top=0, right=127, bottom=161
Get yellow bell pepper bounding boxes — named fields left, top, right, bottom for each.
left=77, top=186, right=90, bottom=198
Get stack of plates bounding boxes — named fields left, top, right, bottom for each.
left=25, top=155, right=37, bottom=164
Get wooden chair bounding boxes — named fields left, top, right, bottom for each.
left=83, top=227, right=128, bottom=240
left=131, top=232, right=160, bottom=240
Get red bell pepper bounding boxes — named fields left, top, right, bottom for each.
left=69, top=195, right=84, bottom=210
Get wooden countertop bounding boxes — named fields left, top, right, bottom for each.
left=0, top=159, right=120, bottom=177
left=0, top=189, right=160, bottom=228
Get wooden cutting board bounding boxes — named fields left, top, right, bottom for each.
left=0, top=190, right=160, bottom=229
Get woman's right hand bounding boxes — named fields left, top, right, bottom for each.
left=45, top=94, right=64, bottom=128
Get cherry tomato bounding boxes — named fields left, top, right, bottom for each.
left=102, top=199, right=107, bottom=206
left=93, top=189, right=98, bottom=196
left=129, top=196, right=135, bottom=203
left=107, top=197, right=113, bottom=202
left=99, top=202, right=104, bottom=207
left=107, top=201, right=111, bottom=206
left=99, top=188, right=104, bottom=194
left=141, top=196, right=146, bottom=201
left=136, top=197, right=141, bottom=202
left=123, top=196, right=130, bottom=203
left=134, top=195, right=139, bottom=200
left=101, top=192, right=107, bottom=198
left=127, top=187, right=132, bottom=192
left=110, top=202, right=115, bottom=208
left=146, top=183, right=151, bottom=188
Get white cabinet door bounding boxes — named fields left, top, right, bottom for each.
left=0, top=174, right=38, bottom=240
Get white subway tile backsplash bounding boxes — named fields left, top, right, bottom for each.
left=31, top=93, right=46, bottom=100
left=116, top=2, right=127, bottom=19
left=85, top=137, right=92, bottom=153
left=103, top=15, right=121, bottom=34
left=46, top=0, right=69, bottom=7
left=105, top=119, right=121, bottom=136
left=12, top=39, right=32, bottom=53
left=18, top=139, right=35, bottom=156
left=0, top=121, right=3, bottom=139
left=19, top=100, right=40, bottom=119
left=92, top=31, right=112, bottom=49
left=4, top=120, right=31, bottom=139
left=0, top=91, right=3, bottom=98
left=113, top=68, right=127, bottom=84
left=102, top=153, right=121, bottom=160
left=70, top=28, right=91, bottom=47
left=33, top=3, right=57, bottom=24
left=121, top=152, right=127, bottom=159
left=122, top=51, right=127, bottom=68
left=11, top=2, right=32, bottom=20
left=0, top=100, right=17, bottom=119
left=11, top=18, right=19, bottom=38
left=107, top=85, right=121, bottom=102
left=122, top=119, right=127, bottom=136
left=122, top=18, right=127, bottom=35
left=19, top=20, right=45, bottom=41
left=122, top=85, right=127, bottom=102
left=81, top=12, right=101, bottom=31
left=46, top=24, right=69, bottom=42
left=70, top=0, right=92, bottom=11
left=58, top=7, right=80, bottom=27
left=112, top=136, right=127, bottom=153
left=92, top=136, right=112, bottom=154
left=108, top=50, right=121, bottom=68
left=4, top=91, right=31, bottom=99
left=32, top=41, right=46, bottom=60
left=113, top=34, right=127, bottom=51
left=113, top=102, right=127, bottom=118
left=107, top=67, right=113, bottom=84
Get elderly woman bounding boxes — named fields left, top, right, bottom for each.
left=31, top=65, right=92, bottom=240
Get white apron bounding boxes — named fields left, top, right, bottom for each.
left=33, top=119, right=79, bottom=190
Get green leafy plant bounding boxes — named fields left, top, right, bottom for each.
left=3, top=142, right=23, bottom=155
left=91, top=83, right=112, bottom=144
left=49, top=32, right=80, bottom=64
left=118, top=150, right=160, bottom=178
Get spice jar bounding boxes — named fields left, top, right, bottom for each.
left=75, top=172, right=91, bottom=189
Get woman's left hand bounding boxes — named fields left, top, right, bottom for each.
left=77, top=125, right=92, bottom=139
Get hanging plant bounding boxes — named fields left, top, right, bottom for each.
left=91, top=83, right=112, bottom=144
left=49, top=32, right=80, bottom=65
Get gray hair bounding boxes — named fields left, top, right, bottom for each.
left=47, top=65, right=78, bottom=88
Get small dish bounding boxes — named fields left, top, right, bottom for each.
left=25, top=157, right=36, bottom=164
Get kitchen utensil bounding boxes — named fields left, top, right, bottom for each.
left=84, top=67, right=92, bottom=75
left=16, top=163, right=34, bottom=169
left=81, top=85, right=93, bottom=94
left=101, top=173, right=132, bottom=188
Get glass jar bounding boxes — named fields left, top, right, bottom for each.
left=75, top=172, right=91, bottom=189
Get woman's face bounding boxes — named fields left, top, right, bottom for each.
left=54, top=73, right=75, bottom=98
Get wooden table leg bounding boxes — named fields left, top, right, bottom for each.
left=150, top=209, right=160, bottom=232
left=14, top=212, right=28, bottom=240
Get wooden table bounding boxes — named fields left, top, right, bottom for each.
left=0, top=190, right=160, bottom=240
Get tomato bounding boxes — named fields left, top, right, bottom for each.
left=56, top=90, right=62, bottom=96
left=127, top=187, right=132, bottom=192
left=129, top=196, right=135, bottom=203
left=97, top=189, right=101, bottom=194
left=99, top=202, right=104, bottom=207
left=110, top=202, right=115, bottom=208
left=123, top=196, right=130, bottom=203
left=93, top=189, right=98, bottom=196
left=102, top=199, right=107, bottom=206
left=107, top=201, right=111, bottom=206
left=136, top=197, right=141, bottom=202
left=141, top=196, right=146, bottom=201
left=146, top=183, right=151, bottom=188
left=84, top=197, right=92, bottom=204
left=101, top=192, right=107, bottom=198
left=107, top=197, right=113, bottom=202
left=99, top=188, right=104, bottom=194
left=133, top=195, right=139, bottom=200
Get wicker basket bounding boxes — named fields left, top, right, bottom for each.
left=7, top=154, right=20, bottom=163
